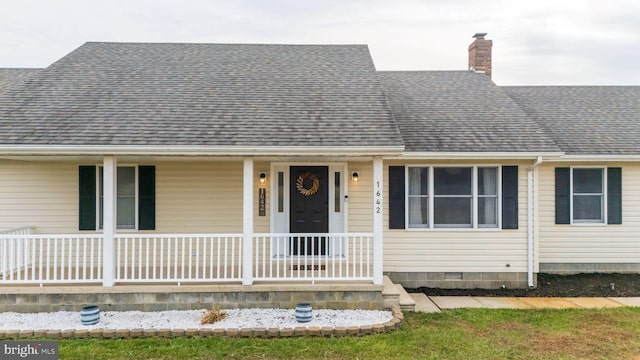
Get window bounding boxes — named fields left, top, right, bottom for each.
left=99, top=166, right=137, bottom=230
left=79, top=165, right=155, bottom=231
left=406, top=166, right=500, bottom=229
left=555, top=167, right=621, bottom=225
left=334, top=172, right=341, bottom=213
left=478, top=167, right=498, bottom=227
left=408, top=167, right=429, bottom=228
left=572, top=168, right=604, bottom=223
left=277, top=171, right=284, bottom=213
left=434, top=167, right=472, bottom=227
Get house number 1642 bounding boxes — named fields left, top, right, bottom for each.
left=375, top=181, right=381, bottom=214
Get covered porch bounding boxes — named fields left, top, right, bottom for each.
left=0, top=156, right=385, bottom=287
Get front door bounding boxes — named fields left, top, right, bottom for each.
left=290, top=166, right=328, bottom=255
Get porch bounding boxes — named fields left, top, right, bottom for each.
left=0, top=229, right=390, bottom=312
left=0, top=156, right=385, bottom=290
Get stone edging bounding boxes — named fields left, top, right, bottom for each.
left=0, top=306, right=403, bottom=339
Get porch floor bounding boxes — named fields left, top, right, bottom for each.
left=0, top=277, right=389, bottom=313
left=0, top=281, right=381, bottom=293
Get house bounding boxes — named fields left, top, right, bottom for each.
left=0, top=34, right=638, bottom=311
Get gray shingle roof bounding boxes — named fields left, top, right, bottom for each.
left=504, top=86, right=640, bottom=155
left=378, top=71, right=560, bottom=153
left=0, top=68, right=40, bottom=95
left=0, top=42, right=403, bottom=149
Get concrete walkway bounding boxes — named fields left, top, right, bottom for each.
left=409, top=294, right=640, bottom=313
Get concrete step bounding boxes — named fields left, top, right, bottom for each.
left=409, top=293, right=441, bottom=313
left=395, top=284, right=416, bottom=312
left=382, top=276, right=400, bottom=309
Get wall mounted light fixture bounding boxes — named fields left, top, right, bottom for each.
left=351, top=171, right=359, bottom=183
left=259, top=172, right=267, bottom=184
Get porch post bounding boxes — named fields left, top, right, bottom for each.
left=102, top=156, right=117, bottom=287
left=373, top=157, right=383, bottom=285
left=242, top=158, right=254, bottom=285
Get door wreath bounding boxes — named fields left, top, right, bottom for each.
left=296, top=172, right=320, bottom=196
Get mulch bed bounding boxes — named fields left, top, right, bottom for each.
left=407, top=273, right=640, bottom=297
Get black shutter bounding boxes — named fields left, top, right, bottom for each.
left=388, top=166, right=405, bottom=229
left=138, top=166, right=156, bottom=230
left=607, top=167, right=622, bottom=225
left=501, top=166, right=518, bottom=229
left=555, top=167, right=570, bottom=224
left=79, top=166, right=96, bottom=230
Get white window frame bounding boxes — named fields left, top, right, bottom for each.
left=570, top=166, right=606, bottom=225
left=96, top=164, right=140, bottom=231
left=405, top=165, right=502, bottom=230
left=477, top=167, right=500, bottom=229
left=407, top=167, right=430, bottom=229
left=433, top=166, right=474, bottom=228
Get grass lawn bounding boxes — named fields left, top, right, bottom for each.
left=57, top=307, right=640, bottom=360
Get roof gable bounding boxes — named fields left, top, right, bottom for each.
left=0, top=42, right=403, bottom=149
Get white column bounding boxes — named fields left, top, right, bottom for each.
left=242, top=158, right=254, bottom=286
left=102, top=156, right=117, bottom=287
left=372, top=157, right=384, bottom=285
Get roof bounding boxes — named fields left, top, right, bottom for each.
left=0, top=69, right=39, bottom=94
left=3, top=42, right=639, bottom=157
left=505, top=86, right=640, bottom=155
left=378, top=71, right=560, bottom=153
left=0, top=42, right=403, bottom=149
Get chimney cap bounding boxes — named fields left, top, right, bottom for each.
left=473, top=32, right=488, bottom=39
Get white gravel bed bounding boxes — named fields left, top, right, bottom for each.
left=0, top=309, right=393, bottom=331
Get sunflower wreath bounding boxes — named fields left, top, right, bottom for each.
left=296, top=172, right=320, bottom=196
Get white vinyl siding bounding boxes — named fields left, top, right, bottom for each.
left=155, top=161, right=244, bottom=233
left=0, top=160, right=78, bottom=234
left=347, top=162, right=373, bottom=233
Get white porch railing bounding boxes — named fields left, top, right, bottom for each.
left=1, top=232, right=375, bottom=285
left=114, top=234, right=243, bottom=283
left=0, top=233, right=103, bottom=284
left=252, top=233, right=374, bottom=282
left=0, top=227, right=34, bottom=280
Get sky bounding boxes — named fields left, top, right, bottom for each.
left=1, top=0, right=639, bottom=85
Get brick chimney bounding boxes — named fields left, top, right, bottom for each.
left=468, top=32, right=492, bottom=79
